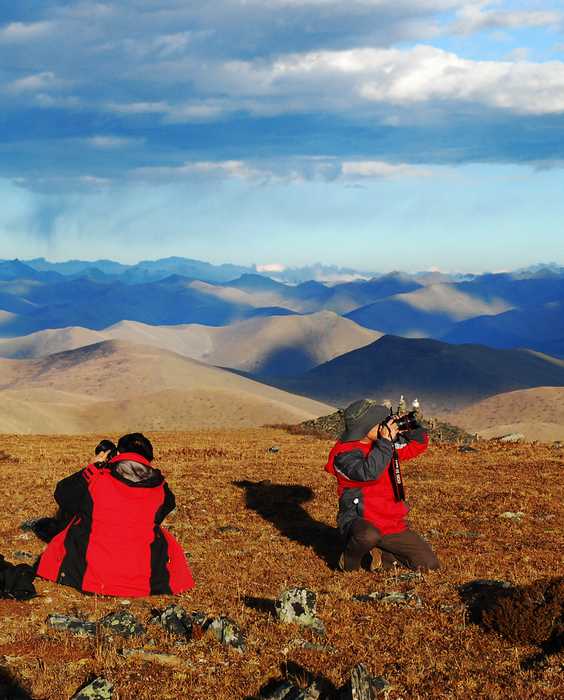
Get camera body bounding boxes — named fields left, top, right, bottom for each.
left=390, top=410, right=419, bottom=433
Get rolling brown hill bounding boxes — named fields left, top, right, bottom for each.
left=446, top=386, right=564, bottom=442
left=0, top=311, right=380, bottom=376
left=0, top=340, right=333, bottom=434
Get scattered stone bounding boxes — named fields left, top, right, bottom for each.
left=353, top=591, right=422, bottom=608
left=451, top=530, right=481, bottom=539
left=19, top=519, right=41, bottom=533
left=275, top=588, right=325, bottom=635
left=459, top=445, right=478, bottom=453
left=552, top=441, right=563, bottom=449
left=396, top=572, right=423, bottom=582
left=499, top=511, right=525, bottom=521
left=257, top=479, right=273, bottom=487
left=499, top=433, right=525, bottom=443
left=46, top=613, right=97, bottom=637
left=155, top=605, right=193, bottom=642
left=338, top=663, right=390, bottom=699
left=12, top=551, right=35, bottom=561
left=71, top=677, right=113, bottom=700
left=99, top=610, right=145, bottom=638
left=217, top=525, right=242, bottom=534
left=268, top=446, right=280, bottom=453
left=257, top=679, right=323, bottom=700
left=205, top=616, right=246, bottom=652
left=122, top=649, right=192, bottom=669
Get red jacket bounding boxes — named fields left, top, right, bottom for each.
left=37, top=453, right=194, bottom=597
left=325, top=429, right=429, bottom=536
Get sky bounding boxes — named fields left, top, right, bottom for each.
left=0, top=1, right=563, bottom=273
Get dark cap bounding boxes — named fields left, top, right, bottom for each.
left=340, top=399, right=390, bottom=442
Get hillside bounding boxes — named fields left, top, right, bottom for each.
left=443, top=301, right=564, bottom=358
left=446, top=386, right=564, bottom=442
left=276, top=335, right=564, bottom=411
left=0, top=341, right=333, bottom=434
left=0, top=431, right=561, bottom=699
left=0, top=312, right=380, bottom=376
left=347, top=283, right=510, bottom=337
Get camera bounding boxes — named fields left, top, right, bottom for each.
left=391, top=410, right=419, bottom=432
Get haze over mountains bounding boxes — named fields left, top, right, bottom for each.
left=0, top=256, right=562, bottom=438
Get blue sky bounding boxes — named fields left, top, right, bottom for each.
left=0, top=1, right=563, bottom=273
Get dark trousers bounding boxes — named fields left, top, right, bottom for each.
left=342, top=518, right=439, bottom=572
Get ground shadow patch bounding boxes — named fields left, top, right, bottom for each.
left=233, top=480, right=340, bottom=568
left=459, top=576, right=563, bottom=669
left=0, top=667, right=33, bottom=699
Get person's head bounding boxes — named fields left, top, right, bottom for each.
left=117, top=433, right=154, bottom=462
left=340, top=399, right=390, bottom=442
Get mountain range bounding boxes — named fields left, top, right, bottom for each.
left=1, top=258, right=562, bottom=358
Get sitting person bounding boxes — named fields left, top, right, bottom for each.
left=325, top=399, right=439, bottom=572
left=37, top=433, right=194, bottom=597
left=27, top=440, right=118, bottom=544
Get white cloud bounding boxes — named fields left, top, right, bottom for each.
left=133, top=156, right=438, bottom=184
left=453, top=2, right=562, bottom=35
left=342, top=161, right=433, bottom=178
left=6, top=72, right=65, bottom=94
left=0, top=21, right=54, bottom=42
left=85, top=135, right=144, bottom=149
left=107, top=101, right=169, bottom=115
left=257, top=263, right=287, bottom=272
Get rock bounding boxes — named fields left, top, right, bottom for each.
left=275, top=588, right=325, bottom=635
left=98, top=610, right=145, bottom=638
left=459, top=445, right=478, bottom=453
left=499, top=511, right=525, bottom=521
left=396, top=572, right=423, bottom=582
left=338, top=663, right=390, bottom=699
left=206, top=616, right=246, bottom=652
left=258, top=679, right=322, bottom=700
left=46, top=613, right=97, bottom=637
left=19, top=519, right=41, bottom=532
left=353, top=591, right=422, bottom=607
left=451, top=530, right=481, bottom=539
left=12, top=551, right=35, bottom=561
left=157, top=605, right=193, bottom=641
left=71, top=677, right=113, bottom=700
left=217, top=525, right=242, bottom=534
left=122, top=649, right=191, bottom=669
left=499, top=433, right=525, bottom=443
left=268, top=446, right=280, bottom=453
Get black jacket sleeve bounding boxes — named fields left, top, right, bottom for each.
left=53, top=469, right=90, bottom=515
left=155, top=483, right=176, bottom=524
left=333, top=438, right=394, bottom=482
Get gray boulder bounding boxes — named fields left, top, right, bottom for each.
left=71, top=677, right=113, bottom=700
left=155, top=604, right=193, bottom=641
left=275, top=588, right=325, bottom=635
left=338, top=664, right=390, bottom=699
left=205, top=616, right=246, bottom=652
left=46, top=614, right=97, bottom=637
left=98, top=610, right=145, bottom=638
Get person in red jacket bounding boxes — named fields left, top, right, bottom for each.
left=325, top=399, right=439, bottom=572
left=37, top=433, right=194, bottom=597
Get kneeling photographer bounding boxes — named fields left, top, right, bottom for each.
left=325, top=399, right=439, bottom=572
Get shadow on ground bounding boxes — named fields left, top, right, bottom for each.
left=0, top=667, right=33, bottom=699
left=459, top=576, right=563, bottom=669
left=233, top=480, right=340, bottom=568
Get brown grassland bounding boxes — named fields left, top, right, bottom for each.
left=0, top=429, right=562, bottom=699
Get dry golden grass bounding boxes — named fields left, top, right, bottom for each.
left=0, top=429, right=562, bottom=699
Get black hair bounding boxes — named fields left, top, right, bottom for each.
left=117, top=433, right=154, bottom=462
left=95, top=439, right=117, bottom=458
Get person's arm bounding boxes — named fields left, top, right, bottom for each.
left=53, top=469, right=89, bottom=515
left=333, top=439, right=394, bottom=482
left=395, top=428, right=429, bottom=461
left=155, top=483, right=176, bottom=524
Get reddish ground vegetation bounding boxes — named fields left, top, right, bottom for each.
left=0, top=430, right=562, bottom=699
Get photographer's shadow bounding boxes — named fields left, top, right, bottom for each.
left=233, top=480, right=339, bottom=568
